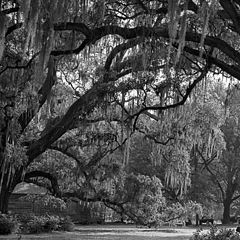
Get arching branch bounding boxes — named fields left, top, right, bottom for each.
left=52, top=22, right=240, bottom=72
left=24, top=170, right=60, bottom=196
left=104, top=38, right=142, bottom=71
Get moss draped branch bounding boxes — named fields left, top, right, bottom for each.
left=52, top=23, right=240, bottom=71
left=24, top=170, right=60, bottom=196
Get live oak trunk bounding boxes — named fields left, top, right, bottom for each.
left=0, top=133, right=22, bottom=213
left=0, top=160, right=11, bottom=213
left=0, top=160, right=21, bottom=213
left=0, top=118, right=10, bottom=213
left=0, top=181, right=10, bottom=214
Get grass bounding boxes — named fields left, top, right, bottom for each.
left=0, top=225, right=194, bottom=240
left=0, top=233, right=191, bottom=240
left=0, top=224, right=236, bottom=240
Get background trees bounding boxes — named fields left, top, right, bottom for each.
left=1, top=0, right=240, bottom=224
left=189, top=85, right=240, bottom=224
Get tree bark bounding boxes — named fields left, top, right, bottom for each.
left=27, top=82, right=109, bottom=162
left=0, top=163, right=14, bottom=214
left=0, top=166, right=23, bottom=213
left=222, top=199, right=231, bottom=224
left=0, top=115, right=10, bottom=213
left=222, top=181, right=235, bottom=224
left=196, top=213, right=199, bottom=226
left=0, top=183, right=10, bottom=214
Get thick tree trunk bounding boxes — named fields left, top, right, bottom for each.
left=0, top=109, right=12, bottom=213
left=0, top=164, right=12, bottom=214
left=27, top=82, right=116, bottom=161
left=0, top=169, right=21, bottom=213
left=0, top=184, right=10, bottom=214
left=222, top=199, right=231, bottom=224
left=0, top=156, right=22, bottom=213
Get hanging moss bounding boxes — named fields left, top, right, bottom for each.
left=20, top=0, right=31, bottom=25
left=123, top=128, right=131, bottom=166
left=175, top=0, right=189, bottom=64
left=167, top=0, right=180, bottom=44
left=34, top=16, right=55, bottom=86
left=199, top=2, right=210, bottom=57
left=55, top=0, right=66, bottom=22
left=0, top=12, right=9, bottom=61
left=24, top=0, right=41, bottom=53
left=199, top=0, right=218, bottom=57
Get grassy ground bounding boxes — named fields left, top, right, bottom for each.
left=0, top=224, right=234, bottom=240
left=0, top=232, right=192, bottom=240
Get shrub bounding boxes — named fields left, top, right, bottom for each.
left=190, top=225, right=240, bottom=240
left=18, top=214, right=74, bottom=234
left=44, top=215, right=60, bottom=232
left=23, top=215, right=46, bottom=234
left=20, top=215, right=59, bottom=234
left=21, top=194, right=67, bottom=211
left=17, top=213, right=34, bottom=224
left=0, top=214, right=18, bottom=235
left=58, top=216, right=75, bottom=231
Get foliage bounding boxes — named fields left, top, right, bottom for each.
left=20, top=215, right=57, bottom=234
left=124, top=174, right=165, bottom=225
left=19, top=214, right=74, bottom=234
left=21, top=194, right=67, bottom=211
left=163, top=201, right=202, bottom=224
left=99, top=172, right=165, bottom=225
left=188, top=85, right=240, bottom=223
left=0, top=214, right=18, bottom=235
left=190, top=226, right=240, bottom=240
left=58, top=216, right=75, bottom=231
left=99, top=168, right=201, bottom=226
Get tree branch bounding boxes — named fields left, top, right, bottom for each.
left=104, top=38, right=142, bottom=71
left=196, top=147, right=225, bottom=200
left=131, top=65, right=209, bottom=130
left=24, top=170, right=60, bottom=196
left=2, top=6, right=19, bottom=14
left=183, top=45, right=240, bottom=81
left=219, top=0, right=240, bottom=35
left=53, top=22, right=240, bottom=68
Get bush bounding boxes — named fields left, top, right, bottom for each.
left=20, top=214, right=59, bottom=234
left=0, top=214, right=18, bottom=235
left=190, top=225, right=240, bottom=240
left=18, top=214, right=74, bottom=234
left=44, top=215, right=60, bottom=232
left=58, top=216, right=75, bottom=231
left=21, top=215, right=47, bottom=234
left=17, top=213, right=34, bottom=225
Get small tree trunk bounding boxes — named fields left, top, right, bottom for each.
left=196, top=213, right=199, bottom=226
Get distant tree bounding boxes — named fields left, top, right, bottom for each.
left=187, top=84, right=240, bottom=224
